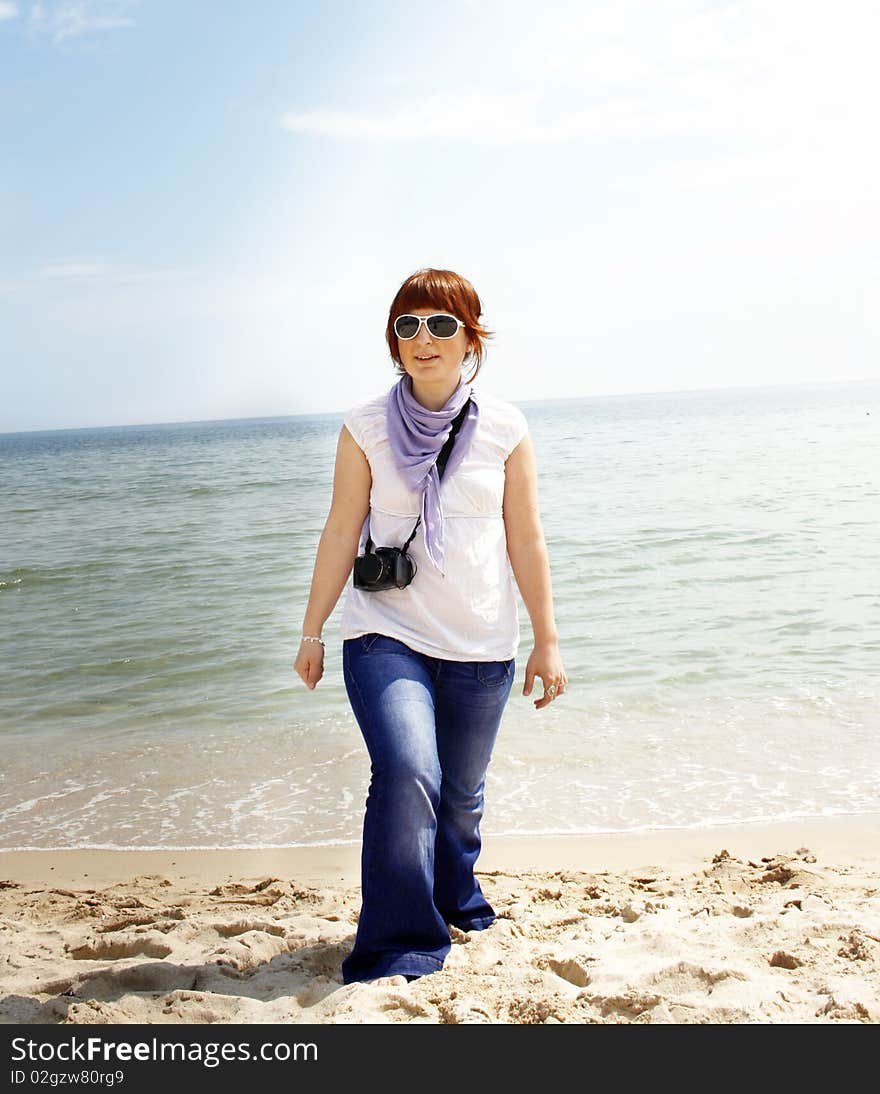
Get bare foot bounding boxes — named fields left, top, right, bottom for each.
left=368, top=974, right=407, bottom=987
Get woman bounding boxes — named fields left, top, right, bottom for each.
left=294, top=268, right=566, bottom=986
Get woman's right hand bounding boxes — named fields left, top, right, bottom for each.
left=294, top=639, right=325, bottom=690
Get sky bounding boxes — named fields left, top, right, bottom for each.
left=1, top=0, right=878, bottom=432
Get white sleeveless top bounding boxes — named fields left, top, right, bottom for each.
left=339, top=386, right=529, bottom=661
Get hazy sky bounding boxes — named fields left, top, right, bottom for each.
left=1, top=0, right=878, bottom=432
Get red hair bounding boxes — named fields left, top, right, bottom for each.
left=385, top=268, right=494, bottom=382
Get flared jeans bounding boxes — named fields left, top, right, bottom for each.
left=341, top=632, right=515, bottom=983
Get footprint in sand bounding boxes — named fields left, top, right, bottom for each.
left=214, top=919, right=286, bottom=938
left=208, top=929, right=291, bottom=973
left=66, top=935, right=173, bottom=960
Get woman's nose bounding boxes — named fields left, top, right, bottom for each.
left=415, top=323, right=433, bottom=344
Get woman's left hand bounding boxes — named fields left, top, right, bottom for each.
left=522, top=641, right=568, bottom=710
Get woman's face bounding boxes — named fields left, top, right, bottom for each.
left=397, top=306, right=471, bottom=386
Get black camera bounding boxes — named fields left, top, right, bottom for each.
left=353, top=544, right=417, bottom=591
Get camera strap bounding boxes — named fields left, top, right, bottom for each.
left=365, top=397, right=471, bottom=555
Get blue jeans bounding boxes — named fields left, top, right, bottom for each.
left=341, top=632, right=515, bottom=983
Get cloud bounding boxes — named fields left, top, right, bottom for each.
left=282, top=87, right=775, bottom=145
left=0, top=3, right=19, bottom=21
left=280, top=0, right=880, bottom=219
left=0, top=260, right=199, bottom=295
left=280, top=0, right=879, bottom=154
left=39, top=259, right=110, bottom=278
left=282, top=91, right=553, bottom=145
left=27, top=0, right=139, bottom=44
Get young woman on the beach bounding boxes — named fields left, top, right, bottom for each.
left=294, top=267, right=566, bottom=986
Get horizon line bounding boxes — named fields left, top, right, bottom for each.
left=2, top=375, right=877, bottom=437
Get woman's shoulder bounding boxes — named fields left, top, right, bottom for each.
left=344, top=391, right=387, bottom=419
left=471, top=387, right=526, bottom=418
left=471, top=388, right=529, bottom=454
left=342, top=391, right=388, bottom=453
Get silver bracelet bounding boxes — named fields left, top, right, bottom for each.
left=302, top=635, right=325, bottom=648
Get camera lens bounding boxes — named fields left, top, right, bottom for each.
left=358, top=553, right=385, bottom=584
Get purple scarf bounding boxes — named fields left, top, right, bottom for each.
left=381, top=372, right=479, bottom=577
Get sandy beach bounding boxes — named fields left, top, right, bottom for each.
left=1, top=815, right=878, bottom=1025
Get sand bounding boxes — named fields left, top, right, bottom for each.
left=1, top=815, right=878, bottom=1024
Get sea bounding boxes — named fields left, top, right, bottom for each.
left=1, top=379, right=879, bottom=850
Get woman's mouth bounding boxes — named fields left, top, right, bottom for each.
left=415, top=355, right=438, bottom=362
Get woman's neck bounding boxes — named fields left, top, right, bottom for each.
left=409, top=373, right=463, bottom=411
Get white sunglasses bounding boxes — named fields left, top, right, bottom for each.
left=393, top=313, right=465, bottom=340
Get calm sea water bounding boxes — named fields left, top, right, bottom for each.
left=1, top=380, right=879, bottom=850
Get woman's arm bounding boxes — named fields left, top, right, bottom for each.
left=294, top=425, right=371, bottom=689
left=503, top=434, right=567, bottom=708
